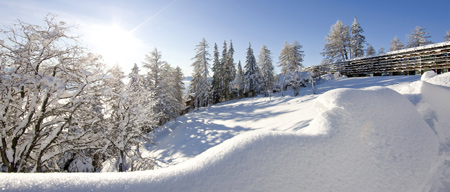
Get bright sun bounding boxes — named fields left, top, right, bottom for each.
left=89, top=24, right=142, bottom=67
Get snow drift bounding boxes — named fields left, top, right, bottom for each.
left=0, top=82, right=441, bottom=191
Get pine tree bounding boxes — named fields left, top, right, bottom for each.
left=406, top=26, right=433, bottom=48
left=366, top=43, right=376, bottom=56
left=350, top=17, right=365, bottom=58
left=258, top=45, right=274, bottom=97
left=244, top=43, right=260, bottom=97
left=322, top=20, right=350, bottom=63
left=279, top=41, right=304, bottom=96
left=389, top=36, right=403, bottom=51
left=210, top=43, right=221, bottom=104
left=190, top=38, right=211, bottom=110
left=444, top=31, right=450, bottom=41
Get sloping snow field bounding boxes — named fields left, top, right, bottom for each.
left=1, top=72, right=450, bottom=192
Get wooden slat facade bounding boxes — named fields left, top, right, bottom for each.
left=307, top=41, right=450, bottom=77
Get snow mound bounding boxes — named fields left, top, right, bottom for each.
left=421, top=71, right=450, bottom=87
left=0, top=87, right=439, bottom=192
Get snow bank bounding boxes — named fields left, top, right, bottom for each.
left=421, top=71, right=450, bottom=87
left=0, top=86, right=439, bottom=192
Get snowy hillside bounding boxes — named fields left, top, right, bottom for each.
left=1, top=72, right=450, bottom=192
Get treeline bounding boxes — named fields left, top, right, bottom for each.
left=188, top=38, right=307, bottom=110
left=0, top=16, right=185, bottom=172
left=322, top=17, right=450, bottom=64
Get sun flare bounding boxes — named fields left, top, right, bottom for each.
left=89, top=24, right=142, bottom=66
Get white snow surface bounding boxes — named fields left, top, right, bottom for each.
left=2, top=73, right=450, bottom=192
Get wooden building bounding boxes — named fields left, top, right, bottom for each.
left=308, top=41, right=450, bottom=77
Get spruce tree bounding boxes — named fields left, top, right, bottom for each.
left=226, top=40, right=236, bottom=100
left=244, top=43, right=260, bottom=97
left=350, top=17, right=365, bottom=58
left=234, top=60, right=245, bottom=98
left=279, top=41, right=304, bottom=96
left=220, top=41, right=228, bottom=101
left=172, top=66, right=185, bottom=107
left=211, top=43, right=221, bottom=104
left=378, top=47, right=385, bottom=54
left=190, top=38, right=211, bottom=110
left=366, top=43, right=375, bottom=56
left=258, top=45, right=274, bottom=97
left=143, top=48, right=179, bottom=125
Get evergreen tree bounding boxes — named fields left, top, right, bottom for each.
left=378, top=47, right=385, bottom=54
left=258, top=45, right=274, bottom=97
left=406, top=26, right=433, bottom=48
left=279, top=41, right=304, bottom=96
left=366, top=43, right=376, bottom=56
left=226, top=40, right=236, bottom=100
left=127, top=63, right=153, bottom=132
left=172, top=66, right=185, bottom=107
left=143, top=48, right=179, bottom=125
left=350, top=17, right=365, bottom=58
left=210, top=43, right=221, bottom=104
left=244, top=43, right=260, bottom=97
left=220, top=41, right=228, bottom=101
left=234, top=61, right=245, bottom=98
left=322, top=20, right=350, bottom=63
left=128, top=63, right=143, bottom=92
left=160, top=63, right=183, bottom=121
left=444, top=31, right=450, bottom=42
left=389, top=36, right=404, bottom=51
left=190, top=38, right=211, bottom=110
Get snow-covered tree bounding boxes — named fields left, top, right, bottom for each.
left=210, top=43, right=221, bottom=104
left=444, top=31, right=450, bottom=42
left=366, top=43, right=376, bottom=56
left=102, top=65, right=154, bottom=172
left=160, top=63, right=183, bottom=118
left=244, top=43, right=260, bottom=97
left=258, top=45, right=275, bottom=97
left=279, top=41, right=305, bottom=96
left=172, top=66, right=185, bottom=107
left=389, top=36, right=403, bottom=51
left=219, top=41, right=228, bottom=101
left=190, top=38, right=210, bottom=110
left=322, top=20, right=350, bottom=63
left=233, top=61, right=245, bottom=98
left=406, top=26, right=433, bottom=48
left=225, top=40, right=236, bottom=100
left=350, top=17, right=365, bottom=58
left=0, top=16, right=105, bottom=172
left=378, top=47, right=385, bottom=54
left=143, top=48, right=180, bottom=125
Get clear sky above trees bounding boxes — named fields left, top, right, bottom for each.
left=1, top=0, right=448, bottom=75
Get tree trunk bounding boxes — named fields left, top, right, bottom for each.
left=118, top=150, right=125, bottom=172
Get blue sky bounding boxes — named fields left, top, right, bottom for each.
left=1, top=0, right=449, bottom=76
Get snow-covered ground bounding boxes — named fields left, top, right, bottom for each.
left=1, top=72, right=450, bottom=192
